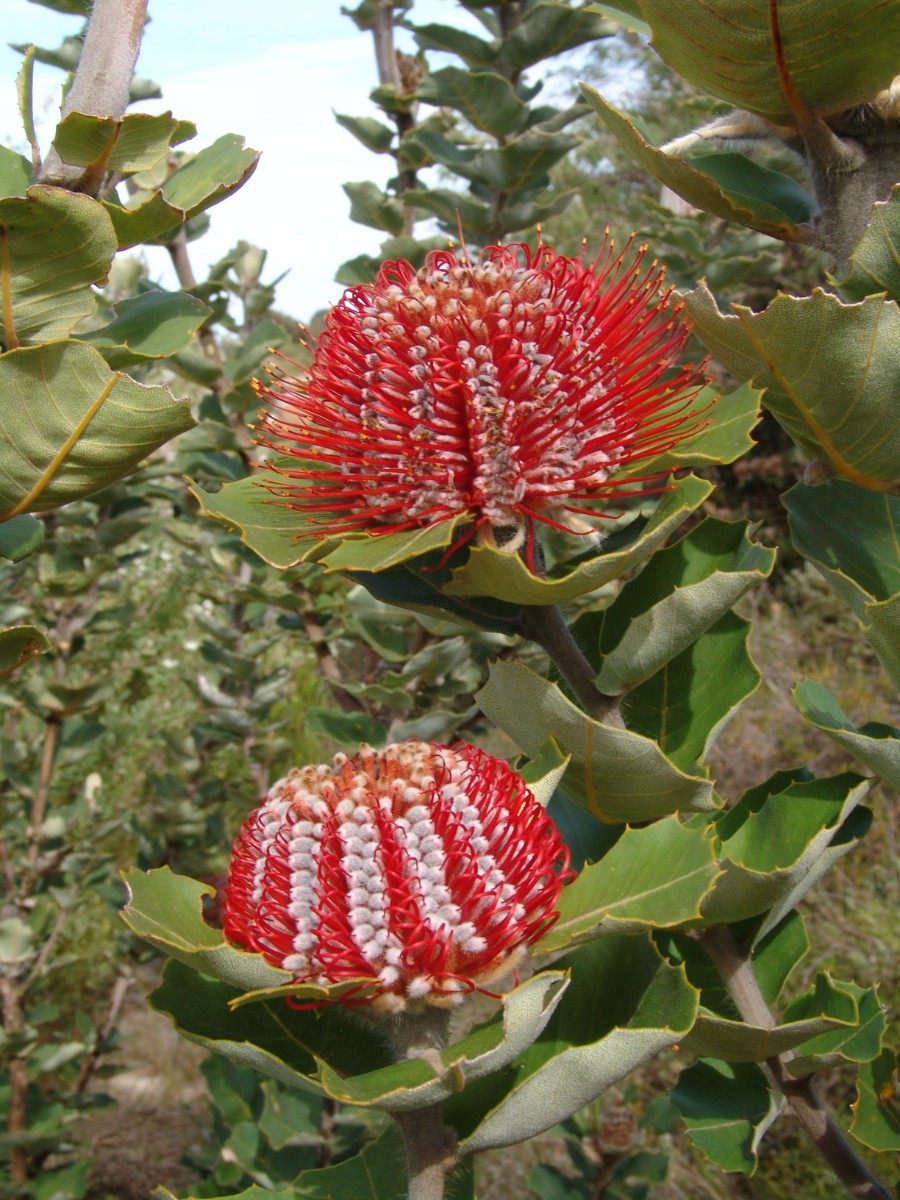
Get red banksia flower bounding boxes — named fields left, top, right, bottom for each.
left=256, top=237, right=709, bottom=557
left=223, top=740, right=572, bottom=1012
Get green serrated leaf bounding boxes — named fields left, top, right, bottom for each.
left=411, top=22, right=499, bottom=65
left=637, top=0, right=900, bottom=124
left=0, top=187, right=116, bottom=346
left=0, top=513, right=43, bottom=561
left=150, top=956, right=567, bottom=1111
left=625, top=612, right=761, bottom=771
left=596, top=519, right=775, bottom=692
left=794, top=679, right=900, bottom=791
left=581, top=88, right=803, bottom=239
left=534, top=818, right=720, bottom=954
left=478, top=661, right=717, bottom=823
left=82, top=290, right=211, bottom=369
left=0, top=341, right=194, bottom=519
left=452, top=934, right=698, bottom=1153
left=417, top=67, right=527, bottom=136
left=447, top=475, right=714, bottom=605
left=785, top=479, right=900, bottom=688
left=104, top=133, right=259, bottom=249
left=671, top=1058, right=777, bottom=1174
left=51, top=111, right=188, bottom=173
left=784, top=977, right=885, bottom=1075
left=704, top=773, right=873, bottom=927
left=685, top=285, right=900, bottom=489
left=617, top=381, right=762, bottom=480
left=849, top=1049, right=900, bottom=1152
left=343, top=180, right=405, bottom=235
left=835, top=184, right=900, bottom=302
left=334, top=112, right=395, bottom=154
left=690, top=153, right=816, bottom=224
left=501, top=3, right=615, bottom=69
left=0, top=145, right=32, bottom=199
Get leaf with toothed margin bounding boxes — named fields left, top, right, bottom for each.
left=447, top=474, right=713, bottom=605
left=849, top=1049, right=900, bottom=1152
left=685, top=284, right=900, bottom=490
left=581, top=88, right=805, bottom=239
left=444, top=933, right=698, bottom=1153
left=701, top=772, right=874, bottom=930
left=532, top=817, right=720, bottom=955
left=671, top=1058, right=779, bottom=1174
left=478, top=660, right=718, bottom=822
left=149, top=956, right=568, bottom=1110
left=793, top=679, right=900, bottom=791
left=516, top=739, right=570, bottom=808
left=635, top=0, right=900, bottom=125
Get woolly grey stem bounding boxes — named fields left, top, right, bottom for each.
left=518, top=604, right=622, bottom=725
left=700, top=927, right=892, bottom=1200
left=39, top=0, right=148, bottom=192
left=383, top=1007, right=455, bottom=1200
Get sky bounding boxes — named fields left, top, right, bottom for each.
left=0, top=0, right=572, bottom=322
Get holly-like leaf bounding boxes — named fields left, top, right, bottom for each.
left=835, top=184, right=900, bottom=302
left=501, top=3, right=615, bottom=69
left=104, top=133, right=259, bottom=249
left=50, top=111, right=194, bottom=174
left=849, top=1049, right=900, bottom=1153
left=0, top=626, right=52, bottom=677
left=334, top=112, right=396, bottom=154
left=581, top=89, right=804, bottom=240
left=637, top=0, right=900, bottom=125
left=793, top=679, right=900, bottom=791
left=785, top=479, right=900, bottom=688
left=784, top=977, right=886, bottom=1076
left=478, top=661, right=718, bottom=822
left=82, top=290, right=212, bottom=369
left=0, top=341, right=194, bottom=519
left=343, top=181, right=405, bottom=236
left=410, top=22, right=499, bottom=66
left=450, top=934, right=698, bottom=1153
left=685, top=285, right=900, bottom=489
left=0, top=145, right=32, bottom=198
left=533, top=816, right=720, bottom=954
left=447, top=474, right=714, bottom=605
left=616, top=382, right=762, bottom=480
left=595, top=519, right=775, bottom=692
left=0, top=187, right=116, bottom=347
left=624, top=612, right=761, bottom=773
left=150, top=956, right=568, bottom=1111
left=703, top=773, right=873, bottom=928
left=417, top=67, right=527, bottom=136
left=0, top=514, right=43, bottom=561
left=670, top=1058, right=777, bottom=1174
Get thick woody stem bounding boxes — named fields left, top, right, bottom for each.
left=39, top=0, right=148, bottom=191
left=518, top=604, right=622, bottom=724
left=381, top=1007, right=455, bottom=1200
left=700, top=926, right=892, bottom=1200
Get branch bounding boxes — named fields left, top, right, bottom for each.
left=517, top=604, right=622, bottom=725
left=39, top=0, right=149, bottom=191
left=700, top=926, right=892, bottom=1200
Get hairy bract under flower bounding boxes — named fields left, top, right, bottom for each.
left=256, top=238, right=709, bottom=556
left=223, top=740, right=572, bottom=1012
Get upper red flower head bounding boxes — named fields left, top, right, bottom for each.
left=223, top=740, right=572, bottom=1012
left=256, top=238, right=708, bottom=555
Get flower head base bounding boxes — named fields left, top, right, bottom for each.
left=223, top=740, right=572, bottom=1012
left=256, top=237, right=709, bottom=558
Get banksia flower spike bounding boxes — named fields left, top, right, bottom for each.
left=256, top=236, right=710, bottom=559
left=223, top=740, right=572, bottom=1013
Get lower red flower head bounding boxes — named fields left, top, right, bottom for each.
left=223, top=741, right=572, bottom=1011
left=256, top=237, right=709, bottom=556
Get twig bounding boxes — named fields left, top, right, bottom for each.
left=39, top=0, right=149, bottom=192
left=517, top=604, right=622, bottom=725
left=700, top=926, right=892, bottom=1200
